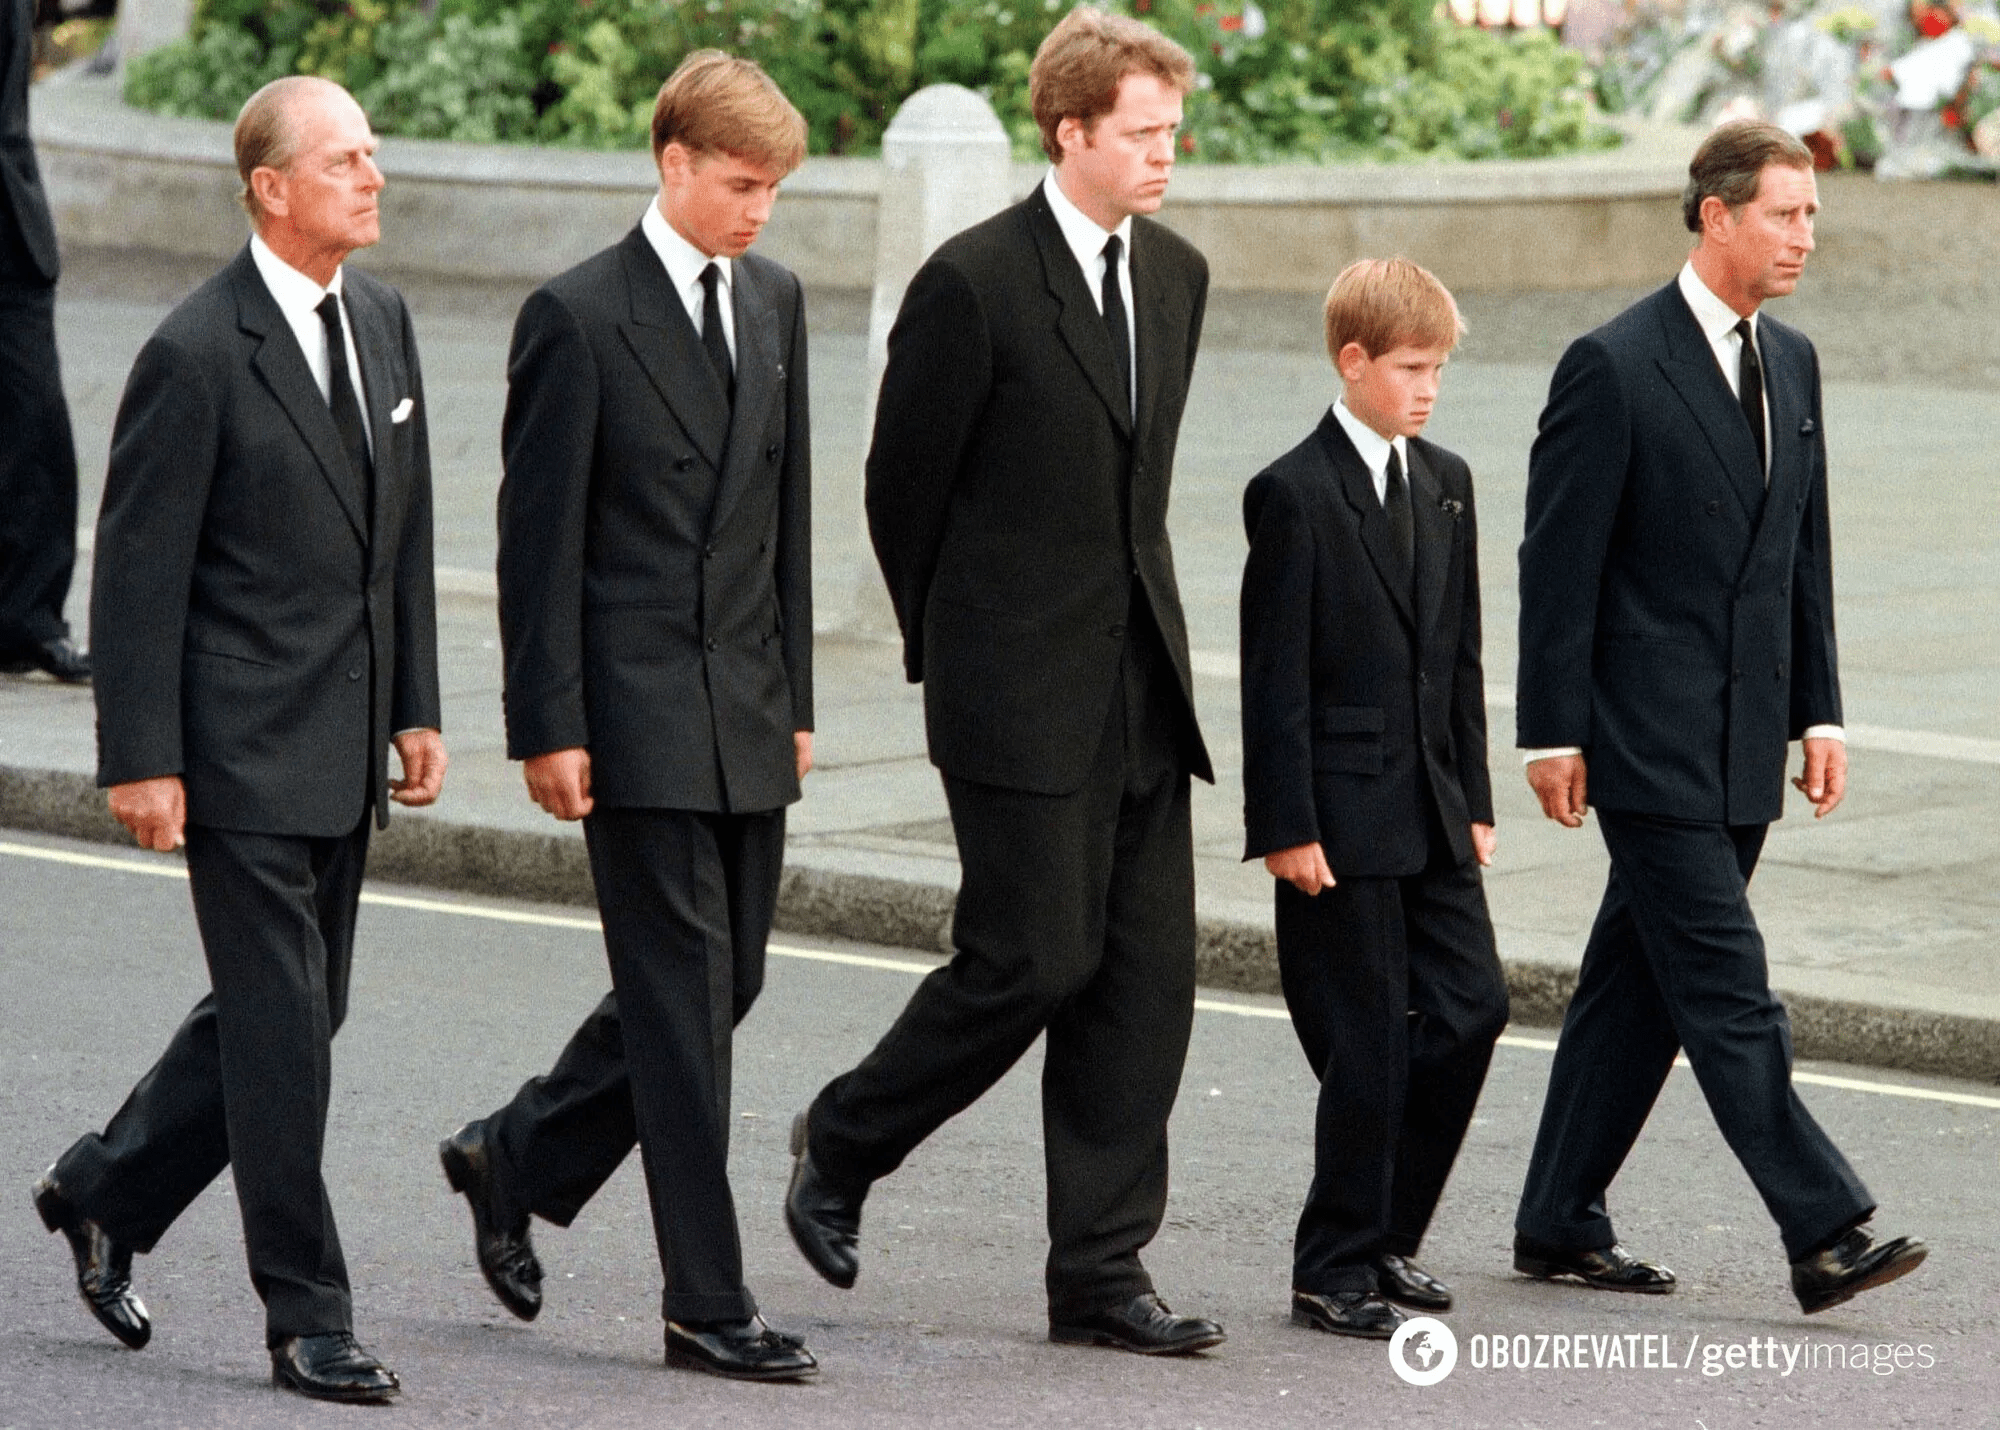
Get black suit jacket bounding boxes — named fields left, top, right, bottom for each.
left=497, top=227, right=812, bottom=814
left=92, top=245, right=442, bottom=834
left=1, top=0, right=59, bottom=283
left=1516, top=281, right=1840, bottom=826
left=1240, top=413, right=1492, bottom=876
left=864, top=187, right=1211, bottom=795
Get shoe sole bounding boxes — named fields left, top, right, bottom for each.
left=438, top=1134, right=542, bottom=1323
left=271, top=1366, right=399, bottom=1403
left=1287, top=1308, right=1398, bottom=1340
left=665, top=1344, right=819, bottom=1381
left=1513, top=1254, right=1676, bottom=1293
left=1377, top=1290, right=1452, bottom=1314
left=1049, top=1325, right=1228, bottom=1355
left=33, top=1176, right=152, bottom=1350
left=1798, top=1244, right=1928, bottom=1315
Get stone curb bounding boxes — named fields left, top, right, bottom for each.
left=6, top=763, right=1998, bottom=1084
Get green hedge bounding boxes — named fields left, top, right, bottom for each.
left=126, top=0, right=1617, bottom=162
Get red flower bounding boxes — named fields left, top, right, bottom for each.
left=1498, top=107, right=1514, bottom=128
left=1912, top=2, right=1956, bottom=40
left=549, top=41, right=567, bottom=53
left=1219, top=13, right=1243, bottom=29
left=1943, top=104, right=1963, bottom=127
left=1135, top=0, right=1151, bottom=10
left=1180, top=131, right=1196, bottom=153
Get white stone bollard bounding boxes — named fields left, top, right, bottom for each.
left=820, top=83, right=1012, bottom=636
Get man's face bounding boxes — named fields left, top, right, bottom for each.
left=1055, top=71, right=1184, bottom=229
left=658, top=145, right=785, bottom=259
left=1709, top=163, right=1818, bottom=305
left=263, top=89, right=383, bottom=258
left=1339, top=342, right=1452, bottom=441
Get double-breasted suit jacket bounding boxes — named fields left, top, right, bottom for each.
left=498, top=227, right=812, bottom=812
left=865, top=186, right=1211, bottom=793
left=1516, top=280, right=1839, bottom=824
left=1240, top=413, right=1492, bottom=877
left=92, top=245, right=441, bottom=829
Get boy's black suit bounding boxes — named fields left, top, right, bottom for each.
left=481, top=225, right=812, bottom=1324
left=1240, top=411, right=1506, bottom=1295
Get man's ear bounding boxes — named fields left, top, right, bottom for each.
left=250, top=165, right=288, bottom=220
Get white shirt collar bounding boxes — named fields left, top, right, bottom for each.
left=643, top=197, right=730, bottom=298
left=1677, top=260, right=1754, bottom=347
left=1330, top=396, right=1407, bottom=501
left=249, top=231, right=343, bottom=318
left=1043, top=169, right=1133, bottom=274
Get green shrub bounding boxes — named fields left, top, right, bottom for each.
left=124, top=0, right=1617, bottom=164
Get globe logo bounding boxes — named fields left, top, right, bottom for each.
left=1388, top=1315, right=1459, bottom=1386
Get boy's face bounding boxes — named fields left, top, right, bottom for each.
left=657, top=143, right=785, bottom=259
left=1337, top=341, right=1452, bottom=440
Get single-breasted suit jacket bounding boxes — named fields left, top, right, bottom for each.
left=864, top=188, right=1211, bottom=795
left=91, top=246, right=442, bottom=835
left=497, top=227, right=812, bottom=813
left=1240, top=413, right=1492, bottom=877
left=0, top=0, right=58, bottom=284
left=1516, top=282, right=1839, bottom=826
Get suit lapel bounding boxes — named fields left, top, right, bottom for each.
left=1653, top=284, right=1765, bottom=520
left=707, top=259, right=783, bottom=537
left=234, top=249, right=368, bottom=544
left=346, top=277, right=404, bottom=563
left=1028, top=192, right=1134, bottom=439
left=1130, top=220, right=1190, bottom=446
left=1406, top=442, right=1452, bottom=642
left=1316, top=413, right=1414, bottom=632
left=615, top=228, right=731, bottom=470
left=1743, top=320, right=1804, bottom=570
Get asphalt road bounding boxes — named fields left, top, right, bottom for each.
left=3, top=828, right=1995, bottom=1428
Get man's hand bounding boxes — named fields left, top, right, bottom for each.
left=524, top=747, right=593, bottom=821
left=1526, top=753, right=1589, bottom=828
left=1794, top=736, right=1847, bottom=818
left=390, top=728, right=448, bottom=806
left=795, top=730, right=814, bottom=781
left=108, top=776, right=186, bottom=852
left=1264, top=841, right=1336, bottom=895
left=1470, top=822, right=1497, bottom=867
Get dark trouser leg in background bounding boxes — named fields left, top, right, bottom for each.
left=0, top=261, right=79, bottom=652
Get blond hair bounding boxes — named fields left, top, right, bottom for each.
left=1029, top=7, right=1196, bottom=164
left=651, top=50, right=808, bottom=174
left=234, top=75, right=348, bottom=221
left=1324, top=258, right=1465, bottom=361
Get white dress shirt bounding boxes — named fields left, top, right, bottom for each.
left=1523, top=264, right=1839, bottom=764
left=1329, top=397, right=1407, bottom=507
left=249, top=233, right=372, bottom=456
left=1043, top=170, right=1136, bottom=414
left=642, top=198, right=735, bottom=363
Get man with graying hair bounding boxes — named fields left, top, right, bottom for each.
left=32, top=75, right=442, bottom=1403
left=1511, top=119, right=1924, bottom=1316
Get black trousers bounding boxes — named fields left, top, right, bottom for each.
left=54, top=819, right=370, bottom=1343
left=486, top=806, right=782, bottom=1324
left=1516, top=811, right=1873, bottom=1261
left=808, top=623, right=1197, bottom=1321
left=0, top=231, right=79, bottom=652
left=1276, top=845, right=1507, bottom=1295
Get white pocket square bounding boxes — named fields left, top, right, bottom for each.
left=390, top=397, right=415, bottom=424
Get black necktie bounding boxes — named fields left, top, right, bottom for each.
left=1734, top=317, right=1766, bottom=481
left=1101, top=234, right=1132, bottom=418
left=1383, top=444, right=1415, bottom=588
left=700, top=263, right=734, bottom=406
left=314, top=293, right=373, bottom=513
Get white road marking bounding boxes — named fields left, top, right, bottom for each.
left=8, top=837, right=1997, bottom=1110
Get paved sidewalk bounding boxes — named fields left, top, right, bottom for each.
left=8, top=196, right=2000, bottom=1077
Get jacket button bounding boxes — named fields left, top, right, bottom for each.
left=1108, top=623, right=1126, bottom=637
left=674, top=457, right=694, bottom=472
left=703, top=543, right=715, bottom=559
left=1706, top=500, right=1719, bottom=515
left=766, top=443, right=780, bottom=462
left=1418, top=670, right=1428, bottom=685
left=706, top=637, right=718, bottom=652
left=347, top=666, right=363, bottom=681
left=1732, top=669, right=1742, bottom=680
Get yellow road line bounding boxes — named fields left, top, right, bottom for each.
left=6, top=838, right=1998, bottom=1110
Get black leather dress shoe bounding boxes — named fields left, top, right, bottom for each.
left=1374, top=1254, right=1453, bottom=1312
left=1, top=637, right=91, bottom=683
left=270, top=1332, right=399, bottom=1403
left=1513, top=1234, right=1676, bottom=1293
left=664, top=1315, right=818, bottom=1381
left=1050, top=1292, right=1227, bottom=1355
left=32, top=1171, right=150, bottom=1349
left=784, top=1111, right=864, bottom=1289
left=1792, top=1226, right=1926, bottom=1314
left=439, top=1121, right=542, bottom=1321
left=1291, top=1289, right=1407, bottom=1339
